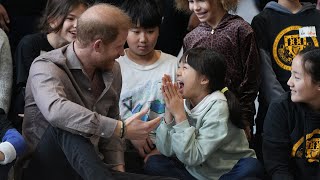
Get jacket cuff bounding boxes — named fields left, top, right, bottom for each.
left=97, top=114, right=118, bottom=138
left=0, top=142, right=16, bottom=165
left=161, top=119, right=175, bottom=129
left=173, top=120, right=190, bottom=133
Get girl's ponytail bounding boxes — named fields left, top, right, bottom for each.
left=221, top=88, right=244, bottom=129
left=182, top=48, right=245, bottom=129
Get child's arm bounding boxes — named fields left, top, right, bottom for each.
left=0, top=108, right=26, bottom=165
left=0, top=128, right=26, bottom=165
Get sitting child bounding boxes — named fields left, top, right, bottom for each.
left=117, top=0, right=178, bottom=171
left=145, top=48, right=263, bottom=180
left=263, top=47, right=320, bottom=179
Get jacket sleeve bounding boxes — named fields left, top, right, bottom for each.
left=0, top=29, right=12, bottom=113
left=258, top=49, right=285, bottom=104
left=263, top=99, right=294, bottom=180
left=0, top=109, right=26, bottom=165
left=158, top=100, right=229, bottom=166
left=99, top=63, right=124, bottom=166
left=28, top=59, right=118, bottom=139
left=251, top=15, right=285, bottom=106
left=238, top=26, right=260, bottom=126
left=156, top=119, right=176, bottom=157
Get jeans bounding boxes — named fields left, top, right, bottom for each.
left=219, top=157, right=264, bottom=180
left=144, top=155, right=196, bottom=180
left=145, top=155, right=264, bottom=180
left=0, top=161, right=14, bottom=180
left=22, top=125, right=176, bottom=180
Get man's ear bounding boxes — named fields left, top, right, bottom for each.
left=93, top=39, right=103, bottom=52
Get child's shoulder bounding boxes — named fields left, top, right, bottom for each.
left=158, top=51, right=178, bottom=63
left=227, top=15, right=253, bottom=32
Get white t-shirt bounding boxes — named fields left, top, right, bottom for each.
left=116, top=50, right=178, bottom=141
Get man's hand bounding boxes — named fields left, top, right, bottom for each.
left=124, top=108, right=161, bottom=140
left=131, top=137, right=155, bottom=158
left=0, top=4, right=9, bottom=32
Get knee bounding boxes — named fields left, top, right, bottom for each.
left=240, top=157, right=264, bottom=177
left=144, top=155, right=162, bottom=170
left=144, top=155, right=167, bottom=175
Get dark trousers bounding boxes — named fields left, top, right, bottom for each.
left=145, top=155, right=264, bottom=180
left=0, top=161, right=14, bottom=180
left=144, top=155, right=197, bottom=180
left=22, top=125, right=176, bottom=180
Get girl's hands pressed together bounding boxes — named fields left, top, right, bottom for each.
left=161, top=74, right=186, bottom=123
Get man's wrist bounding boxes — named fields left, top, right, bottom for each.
left=120, top=120, right=126, bottom=138
left=114, top=121, right=122, bottom=138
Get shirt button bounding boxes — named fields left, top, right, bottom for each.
left=88, top=88, right=92, bottom=91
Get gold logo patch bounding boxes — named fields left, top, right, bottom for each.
left=273, top=26, right=319, bottom=71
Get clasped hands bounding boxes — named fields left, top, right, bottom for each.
left=161, top=74, right=186, bottom=124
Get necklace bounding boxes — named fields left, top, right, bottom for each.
left=211, top=29, right=214, bottom=34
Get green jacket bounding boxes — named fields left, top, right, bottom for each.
left=156, top=91, right=256, bottom=180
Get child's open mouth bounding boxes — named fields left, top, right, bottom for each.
left=177, top=81, right=184, bottom=93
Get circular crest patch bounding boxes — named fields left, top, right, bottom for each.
left=273, top=26, right=319, bottom=71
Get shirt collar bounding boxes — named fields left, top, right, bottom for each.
left=65, top=42, right=83, bottom=70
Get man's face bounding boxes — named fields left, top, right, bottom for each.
left=98, top=30, right=128, bottom=71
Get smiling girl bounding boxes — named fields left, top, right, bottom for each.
left=144, top=48, right=263, bottom=180
left=263, top=47, right=320, bottom=179
left=11, top=0, right=88, bottom=129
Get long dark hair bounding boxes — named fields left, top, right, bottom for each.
left=181, top=48, right=244, bottom=129
left=39, top=0, right=89, bottom=33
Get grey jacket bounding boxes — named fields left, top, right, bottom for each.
left=23, top=43, right=124, bottom=165
left=0, top=28, right=12, bottom=114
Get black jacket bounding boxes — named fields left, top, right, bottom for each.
left=263, top=92, right=320, bottom=180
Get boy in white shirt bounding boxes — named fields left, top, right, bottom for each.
left=117, top=0, right=178, bottom=171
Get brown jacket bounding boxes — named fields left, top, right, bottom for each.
left=23, top=43, right=124, bottom=165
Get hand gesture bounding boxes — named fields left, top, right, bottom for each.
left=124, top=108, right=161, bottom=140
left=161, top=74, right=186, bottom=123
left=131, top=137, right=155, bottom=158
left=0, top=4, right=9, bottom=32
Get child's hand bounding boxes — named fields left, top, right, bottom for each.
left=2, top=128, right=26, bottom=156
left=161, top=75, right=186, bottom=123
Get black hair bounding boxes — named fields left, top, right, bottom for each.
left=181, top=48, right=244, bottom=129
left=39, top=0, right=89, bottom=33
left=298, top=47, right=320, bottom=84
left=121, top=0, right=162, bottom=28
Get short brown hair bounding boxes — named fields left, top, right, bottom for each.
left=76, top=3, right=131, bottom=46
left=175, top=0, right=238, bottom=12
